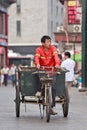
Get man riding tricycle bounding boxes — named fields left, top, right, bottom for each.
left=14, top=35, right=69, bottom=122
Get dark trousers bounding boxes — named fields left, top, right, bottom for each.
left=51, top=75, right=56, bottom=107
left=12, top=74, right=16, bottom=86
left=4, top=74, right=8, bottom=86
left=36, top=73, right=56, bottom=107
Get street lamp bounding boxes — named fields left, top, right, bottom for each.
left=72, top=34, right=77, bottom=61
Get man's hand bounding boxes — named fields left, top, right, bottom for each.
left=36, top=64, right=40, bottom=69
left=55, top=65, right=61, bottom=69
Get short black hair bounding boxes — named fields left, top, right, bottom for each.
left=41, top=35, right=51, bottom=43
left=64, top=51, right=71, bottom=58
left=58, top=54, right=62, bottom=60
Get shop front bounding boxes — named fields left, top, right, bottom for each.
left=0, top=38, right=8, bottom=67
left=0, top=0, right=16, bottom=66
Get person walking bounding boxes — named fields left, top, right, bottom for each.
left=61, top=51, right=75, bottom=100
left=0, top=66, right=4, bottom=86
left=3, top=65, right=9, bottom=86
left=10, top=63, right=17, bottom=87
left=34, top=35, right=61, bottom=115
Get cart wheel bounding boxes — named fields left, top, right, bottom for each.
left=45, top=87, right=52, bottom=122
left=62, top=86, right=69, bottom=117
left=15, top=85, right=20, bottom=117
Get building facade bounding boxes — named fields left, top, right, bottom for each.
left=0, top=0, right=16, bottom=66
left=54, top=0, right=82, bottom=54
left=8, top=0, right=64, bottom=55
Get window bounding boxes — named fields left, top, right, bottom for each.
left=16, top=0, right=21, bottom=13
left=0, top=12, right=5, bottom=35
left=16, top=20, right=21, bottom=36
left=61, top=7, right=63, bottom=17
left=56, top=6, right=59, bottom=17
left=56, top=22, right=59, bottom=27
left=51, top=0, right=53, bottom=15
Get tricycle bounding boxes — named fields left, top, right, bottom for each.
left=14, top=66, right=69, bottom=122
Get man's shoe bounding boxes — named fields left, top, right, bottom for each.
left=50, top=108, right=57, bottom=115
left=35, top=91, right=41, bottom=97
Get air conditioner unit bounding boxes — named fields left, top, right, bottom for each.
left=73, top=25, right=81, bottom=32
left=57, top=26, right=64, bottom=32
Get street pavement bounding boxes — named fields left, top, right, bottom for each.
left=0, top=84, right=87, bottom=130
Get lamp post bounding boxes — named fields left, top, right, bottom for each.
left=57, top=26, right=68, bottom=53
left=72, top=34, right=77, bottom=61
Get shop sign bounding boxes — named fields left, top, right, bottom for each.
left=0, top=47, right=4, bottom=54
left=0, top=38, right=7, bottom=46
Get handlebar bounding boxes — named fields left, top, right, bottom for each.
left=38, top=66, right=69, bottom=73
left=18, top=66, right=37, bottom=71
left=17, top=65, right=69, bottom=73
left=32, top=67, right=69, bottom=75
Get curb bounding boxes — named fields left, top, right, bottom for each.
left=78, top=87, right=87, bottom=92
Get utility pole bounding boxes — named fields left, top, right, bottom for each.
left=82, top=0, right=87, bottom=87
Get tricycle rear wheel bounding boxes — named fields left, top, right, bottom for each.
left=62, top=87, right=69, bottom=117
left=15, top=85, right=20, bottom=117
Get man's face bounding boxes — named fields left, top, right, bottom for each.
left=42, top=39, right=51, bottom=49
left=64, top=55, right=67, bottom=59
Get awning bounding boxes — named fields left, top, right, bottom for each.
left=0, top=42, right=8, bottom=47
left=54, top=32, right=82, bottom=43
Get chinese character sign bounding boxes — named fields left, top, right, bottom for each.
left=68, top=0, right=82, bottom=24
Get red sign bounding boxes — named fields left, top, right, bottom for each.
left=68, top=0, right=81, bottom=24
left=0, top=38, right=6, bottom=42
left=68, top=6, right=80, bottom=24
left=0, top=47, right=4, bottom=54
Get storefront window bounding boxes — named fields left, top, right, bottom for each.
left=0, top=11, right=5, bottom=35
left=0, top=47, right=5, bottom=67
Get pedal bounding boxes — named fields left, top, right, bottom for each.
left=38, top=97, right=43, bottom=104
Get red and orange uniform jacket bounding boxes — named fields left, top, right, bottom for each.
left=34, top=45, right=60, bottom=68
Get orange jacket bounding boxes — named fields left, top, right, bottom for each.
left=34, top=45, right=60, bottom=67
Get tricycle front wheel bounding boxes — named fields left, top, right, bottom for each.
left=45, top=87, right=52, bottom=122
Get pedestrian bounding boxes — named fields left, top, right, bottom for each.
left=3, top=65, right=9, bottom=86
left=34, top=35, right=61, bottom=115
left=58, top=54, right=62, bottom=63
left=77, top=69, right=82, bottom=90
left=61, top=51, right=75, bottom=100
left=10, top=63, right=17, bottom=86
left=0, top=66, right=4, bottom=86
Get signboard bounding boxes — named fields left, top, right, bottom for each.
left=68, top=0, right=81, bottom=24
left=68, top=1, right=76, bottom=6
left=0, top=38, right=7, bottom=46
left=0, top=47, right=4, bottom=54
